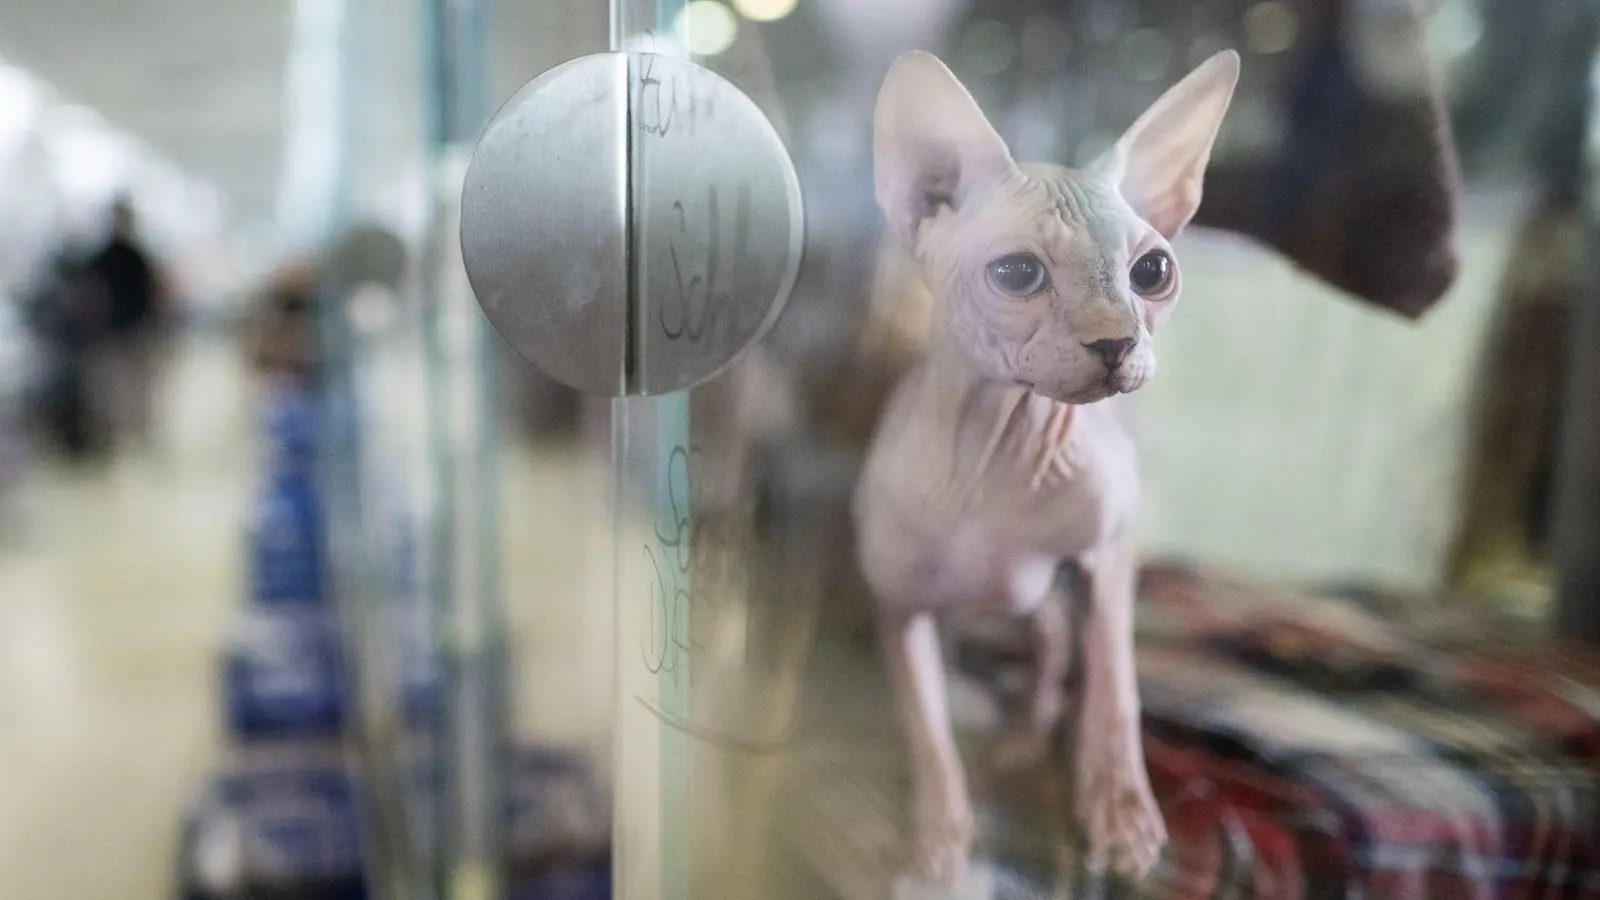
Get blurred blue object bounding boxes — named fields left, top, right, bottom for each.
left=232, top=381, right=442, bottom=737
left=260, top=381, right=321, bottom=463
left=222, top=607, right=345, bottom=738
left=181, top=744, right=364, bottom=897
left=248, top=384, right=327, bottom=607
left=247, top=464, right=328, bottom=606
left=221, top=602, right=441, bottom=738
left=509, top=861, right=610, bottom=900
left=179, top=744, right=610, bottom=899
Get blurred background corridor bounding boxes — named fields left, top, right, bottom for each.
left=0, top=336, right=248, bottom=899
left=0, top=8, right=617, bottom=896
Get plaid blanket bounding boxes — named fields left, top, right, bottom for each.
left=1130, top=563, right=1600, bottom=900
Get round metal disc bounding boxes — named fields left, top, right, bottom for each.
left=461, top=53, right=629, bottom=397
left=459, top=51, right=802, bottom=397
left=628, top=51, right=804, bottom=395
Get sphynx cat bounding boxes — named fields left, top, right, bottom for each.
left=853, top=50, right=1240, bottom=884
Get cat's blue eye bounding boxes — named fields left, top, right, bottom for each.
left=986, top=253, right=1049, bottom=297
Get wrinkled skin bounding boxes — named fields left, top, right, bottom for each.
left=852, top=50, right=1239, bottom=885
left=916, top=164, right=1175, bottom=406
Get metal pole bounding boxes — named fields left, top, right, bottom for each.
left=285, top=1, right=436, bottom=898
left=419, top=0, right=509, bottom=898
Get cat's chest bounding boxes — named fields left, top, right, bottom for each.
left=865, top=382, right=1140, bottom=553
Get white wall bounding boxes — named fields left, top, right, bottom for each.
left=1138, top=186, right=1528, bottom=592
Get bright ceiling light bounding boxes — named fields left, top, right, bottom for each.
left=1244, top=2, right=1298, bottom=55
left=0, top=66, right=41, bottom=152
left=1430, top=0, right=1483, bottom=60
left=732, top=0, right=797, bottom=23
left=44, top=108, right=135, bottom=203
left=674, top=1, right=738, bottom=57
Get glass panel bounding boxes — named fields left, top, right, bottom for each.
left=416, top=1, right=510, bottom=896
left=597, top=2, right=1600, bottom=898
left=477, top=5, right=617, bottom=900
left=610, top=3, right=695, bottom=899
left=611, top=5, right=813, bottom=899
left=294, top=3, right=437, bottom=899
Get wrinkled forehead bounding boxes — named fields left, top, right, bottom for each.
left=939, top=164, right=1146, bottom=264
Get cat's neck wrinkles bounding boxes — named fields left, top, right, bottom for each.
left=921, top=325, right=1079, bottom=488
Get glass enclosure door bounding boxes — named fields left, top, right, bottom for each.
left=605, top=3, right=810, bottom=900
left=453, top=0, right=1590, bottom=898
left=589, top=1, right=1542, bottom=899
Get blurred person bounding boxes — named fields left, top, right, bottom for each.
left=0, top=283, right=37, bottom=504
left=82, top=195, right=169, bottom=455
left=25, top=246, right=106, bottom=459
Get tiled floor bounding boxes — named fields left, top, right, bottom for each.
left=0, top=336, right=250, bottom=900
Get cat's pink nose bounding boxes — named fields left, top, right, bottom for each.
left=1084, top=337, right=1136, bottom=369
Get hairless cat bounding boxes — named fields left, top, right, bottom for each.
left=853, top=50, right=1240, bottom=884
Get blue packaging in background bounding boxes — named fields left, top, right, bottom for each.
left=248, top=385, right=327, bottom=607
left=506, top=748, right=610, bottom=862
left=195, top=359, right=579, bottom=898
left=247, top=464, right=327, bottom=607
left=230, top=384, right=444, bottom=739
left=509, top=862, right=611, bottom=900
left=181, top=744, right=364, bottom=898
left=222, top=607, right=345, bottom=738
left=180, top=745, right=610, bottom=900
left=260, top=383, right=320, bottom=465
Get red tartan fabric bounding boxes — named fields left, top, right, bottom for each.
left=1144, top=737, right=1316, bottom=900
left=1132, top=563, right=1600, bottom=900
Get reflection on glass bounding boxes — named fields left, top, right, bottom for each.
left=0, top=66, right=40, bottom=155
left=675, top=1, right=739, bottom=57
left=731, top=0, right=798, bottom=24
left=1243, top=1, right=1299, bottom=56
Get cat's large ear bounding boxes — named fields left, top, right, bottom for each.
left=875, top=51, right=1016, bottom=247
left=1096, top=50, right=1240, bottom=239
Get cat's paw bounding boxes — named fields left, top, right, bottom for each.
left=1076, top=736, right=1166, bottom=878
left=909, top=789, right=976, bottom=885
